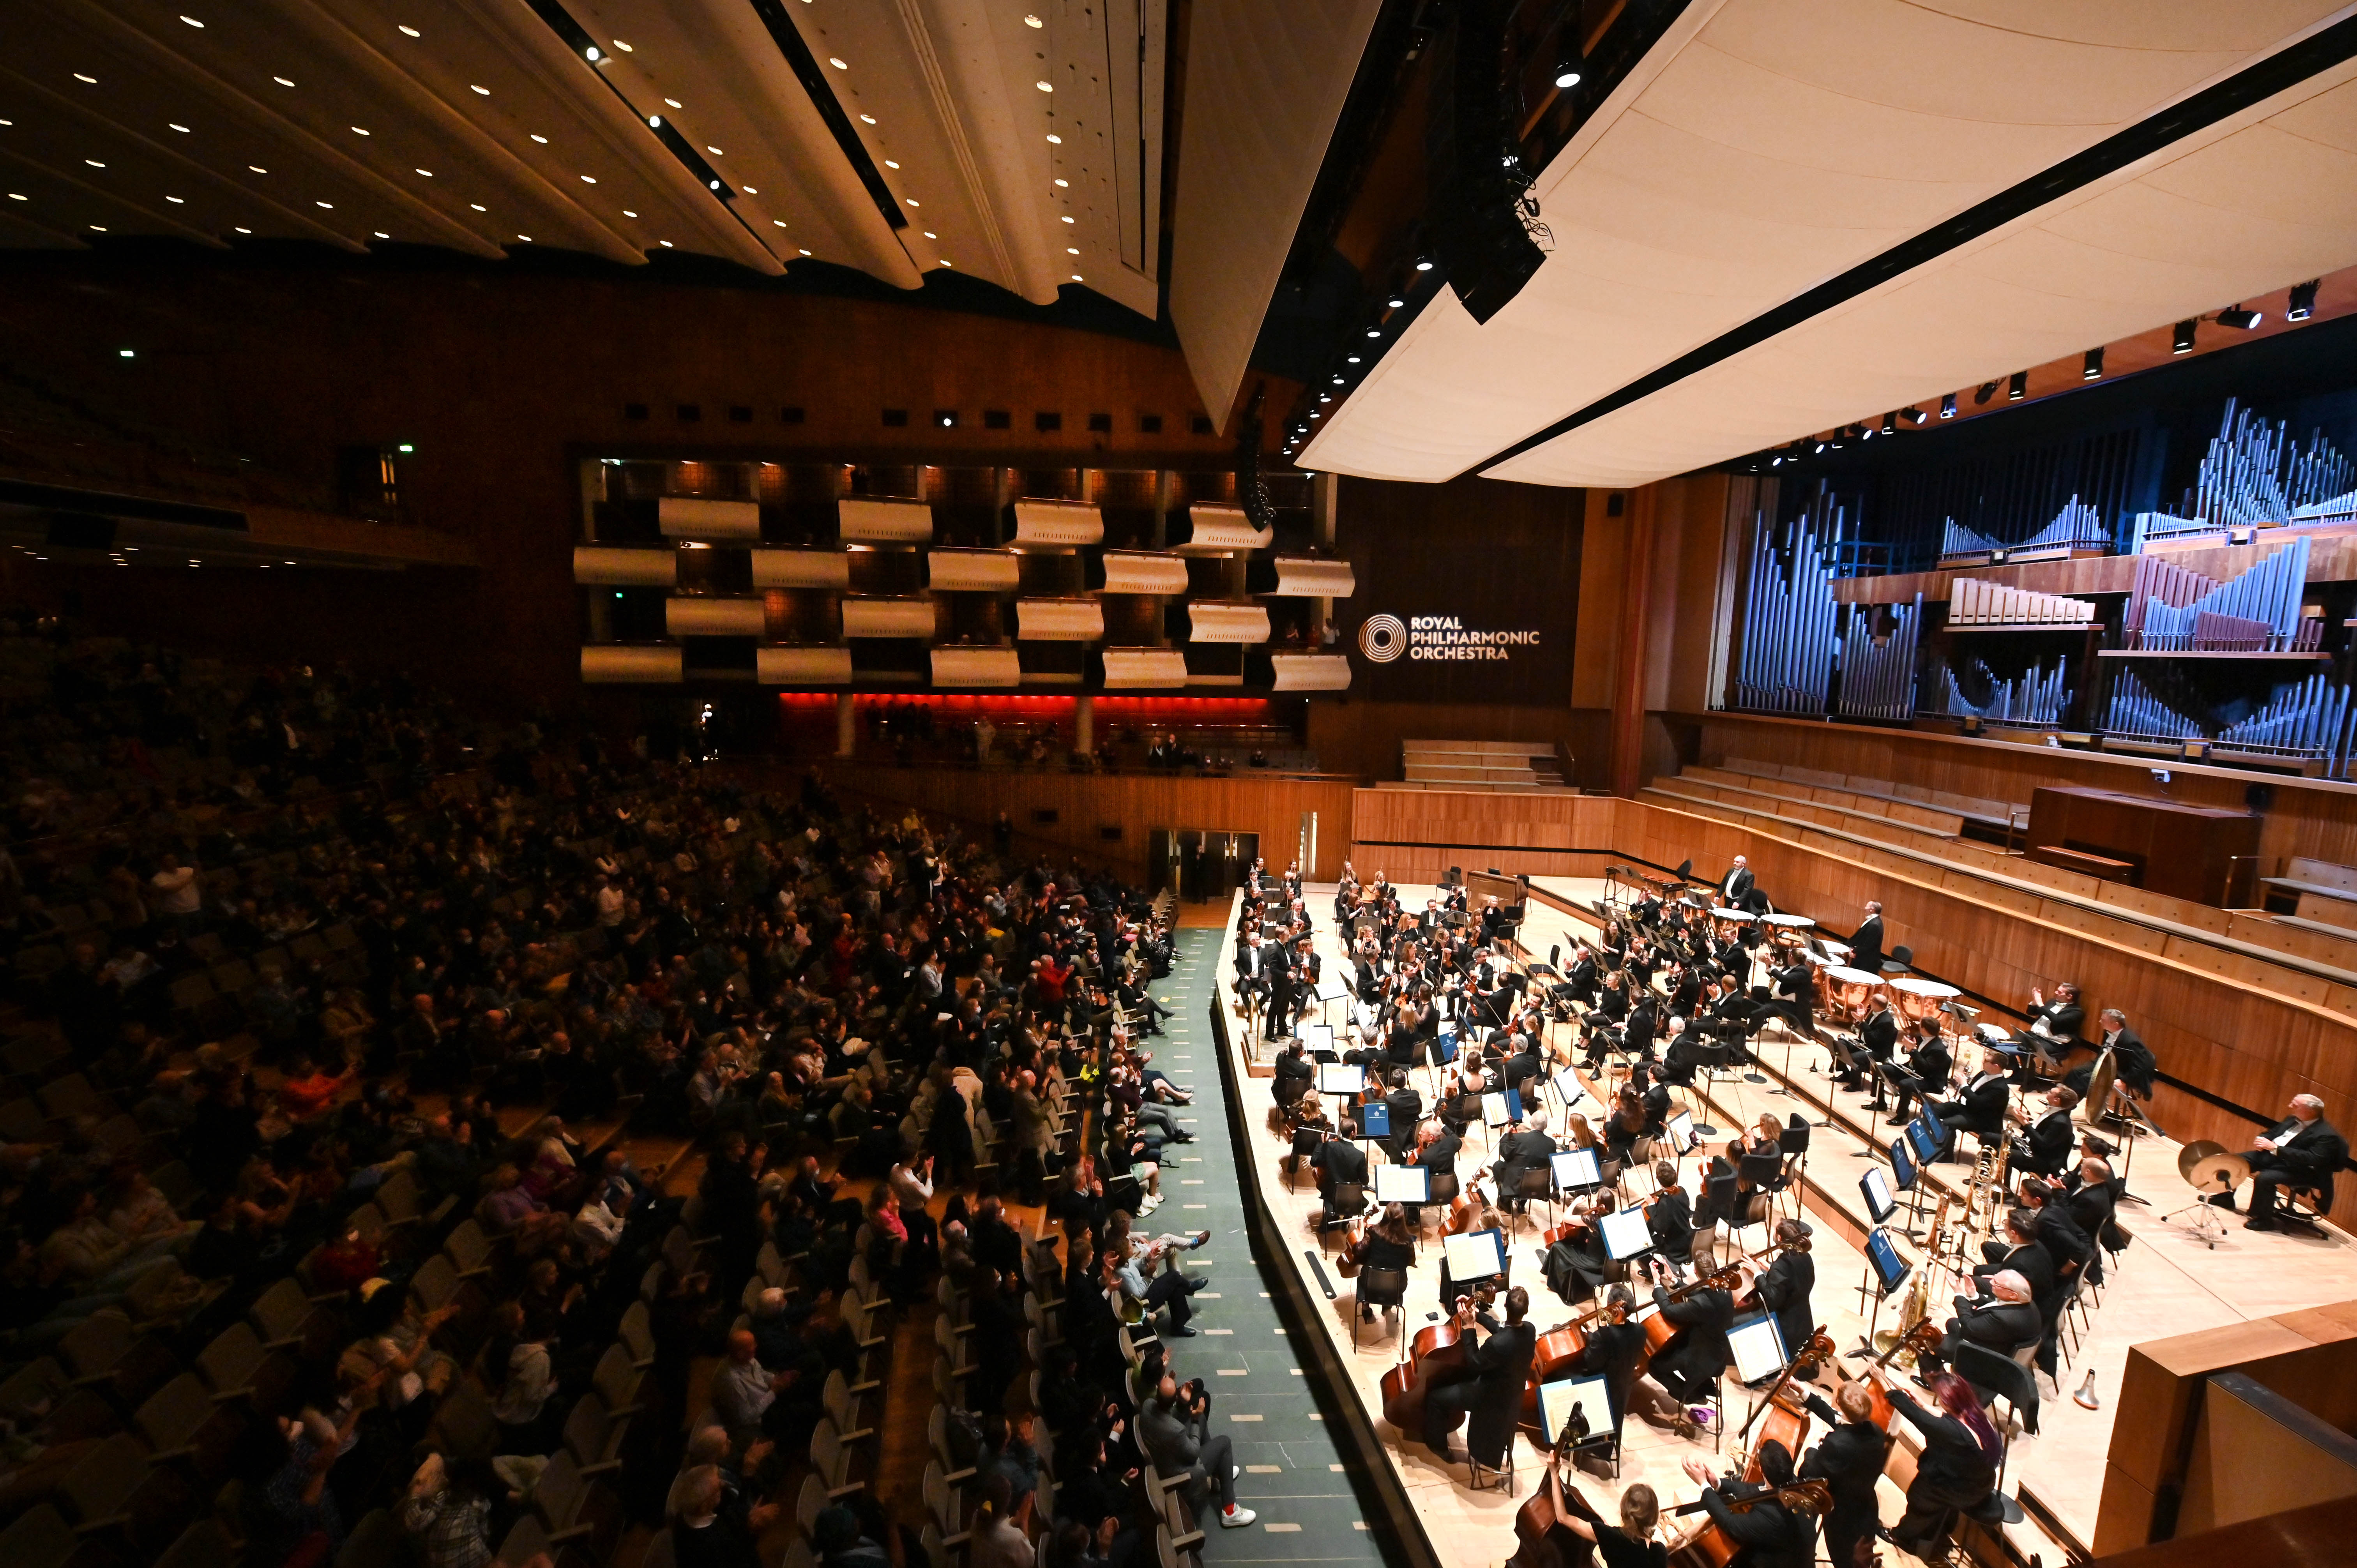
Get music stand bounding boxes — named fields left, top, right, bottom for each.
left=1857, top=1226, right=1912, bottom=1338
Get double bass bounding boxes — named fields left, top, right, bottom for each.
left=1509, top=1421, right=1611, bottom=1568
left=1379, top=1285, right=1497, bottom=1436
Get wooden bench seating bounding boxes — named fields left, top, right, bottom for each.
left=1715, top=756, right=2020, bottom=834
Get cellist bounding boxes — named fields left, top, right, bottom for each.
left=1798, top=1382, right=1887, bottom=1568
left=1554, top=1482, right=1666, bottom=1568
left=1677, top=1443, right=1817, bottom=1568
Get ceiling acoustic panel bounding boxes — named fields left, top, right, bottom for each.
left=664, top=597, right=768, bottom=637
left=1100, top=647, right=1189, bottom=687
left=750, top=548, right=852, bottom=589
left=1097, top=551, right=1190, bottom=594
left=841, top=597, right=939, bottom=638
left=574, top=546, right=678, bottom=586
left=757, top=645, right=854, bottom=684
left=1185, top=602, right=1270, bottom=643
left=1266, top=556, right=1356, bottom=597
left=927, top=547, right=1022, bottom=591
left=1299, top=0, right=2352, bottom=483
left=1012, top=500, right=1106, bottom=547
left=837, top=497, right=936, bottom=544
left=658, top=497, right=760, bottom=539
left=1016, top=598, right=1104, bottom=640
left=581, top=645, right=684, bottom=683
left=1269, top=652, right=1352, bottom=691
left=931, top=645, right=1021, bottom=686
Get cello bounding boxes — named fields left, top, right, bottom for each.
left=1518, top=1294, right=1630, bottom=1436
left=1669, top=1329, right=1838, bottom=1568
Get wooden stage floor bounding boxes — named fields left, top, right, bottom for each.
left=1208, top=879, right=2357, bottom=1568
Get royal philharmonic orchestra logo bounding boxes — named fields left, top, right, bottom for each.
left=1358, top=613, right=1540, bottom=664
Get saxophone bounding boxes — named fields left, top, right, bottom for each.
left=1874, top=1195, right=1947, bottom=1368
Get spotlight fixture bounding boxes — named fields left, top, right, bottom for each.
left=2217, top=304, right=2262, bottom=330
left=2171, top=319, right=2196, bottom=354
left=1897, top=406, right=1926, bottom=426
left=1813, top=441, right=1826, bottom=454
left=2083, top=348, right=2104, bottom=380
left=2288, top=279, right=2318, bottom=320
left=1386, top=295, right=1405, bottom=309
left=2007, top=371, right=2026, bottom=401
left=1413, top=256, right=1434, bottom=272
left=1938, top=393, right=1956, bottom=419
left=1974, top=381, right=1998, bottom=406
left=1552, top=43, right=1583, bottom=90
left=1880, top=412, right=1895, bottom=436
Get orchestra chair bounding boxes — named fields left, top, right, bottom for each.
left=1355, top=1268, right=1407, bottom=1349
left=2280, top=1181, right=2333, bottom=1240
left=1317, top=1183, right=1370, bottom=1240
left=1879, top=945, right=1914, bottom=978
left=1698, top=1170, right=1740, bottom=1243
left=1287, top=1127, right=1321, bottom=1191
left=1420, top=1173, right=1461, bottom=1241
left=1467, top=1436, right=1516, bottom=1496
left=1951, top=1343, right=2037, bottom=1533
left=1514, top=1167, right=1555, bottom=1233
left=1774, top=1118, right=1812, bottom=1220
left=1733, top=1152, right=1785, bottom=1248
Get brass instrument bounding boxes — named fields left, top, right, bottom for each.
left=1873, top=1195, right=1949, bottom=1368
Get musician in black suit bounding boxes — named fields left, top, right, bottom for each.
left=2093, top=1008, right=2158, bottom=1100
left=1971, top=1210, right=2057, bottom=1322
left=1717, top=857, right=1755, bottom=908
left=2014, top=1178, right=2093, bottom=1285
left=2011, top=980, right=2085, bottom=1079
left=1419, top=1285, right=1536, bottom=1467
left=1832, top=992, right=1898, bottom=1091
left=1681, top=1441, right=1817, bottom=1568
left=1847, top=902, right=1885, bottom=975
left=1646, top=1261, right=1735, bottom=1409
left=1921, top=1269, right=2042, bottom=1381
left=1885, top=1377, right=2000, bottom=1563
left=1622, top=996, right=1660, bottom=1064
left=1380, top=1072, right=1422, bottom=1162
left=2230, top=1094, right=2350, bottom=1231
left=1801, top=1381, right=1888, bottom=1568
left=2008, top=1085, right=2079, bottom=1177
left=1882, top=1023, right=1951, bottom=1127
left=1311, top=1120, right=1369, bottom=1217
left=1263, top=937, right=1295, bottom=1042
left=1234, top=933, right=1274, bottom=1014
left=1750, top=1218, right=1816, bottom=1365
left=2064, top=1156, right=2121, bottom=1281
left=1492, top=1109, right=1558, bottom=1211
left=1747, top=956, right=1816, bottom=1040
left=1929, top=1049, right=2011, bottom=1160
left=1565, top=949, right=1601, bottom=1006
left=1567, top=1284, right=1649, bottom=1447
left=1270, top=1037, right=1313, bottom=1109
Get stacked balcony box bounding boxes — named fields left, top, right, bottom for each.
left=841, top=599, right=940, bottom=639
left=931, top=646, right=1021, bottom=687
left=750, top=549, right=852, bottom=589
left=573, top=547, right=678, bottom=586
left=1174, top=504, right=1273, bottom=552
left=1012, top=500, right=1106, bottom=548
left=1185, top=602, right=1271, bottom=643
left=927, top=548, right=1023, bottom=592
left=580, top=646, right=684, bottom=683
left=1016, top=600, right=1105, bottom=641
left=756, top=646, right=854, bottom=684
left=657, top=498, right=761, bottom=540
left=664, top=598, right=768, bottom=637
left=1101, top=649, right=1190, bottom=688
left=1269, top=653, right=1353, bottom=691
left=1097, top=551, right=1191, bottom=595
left=1264, top=556, right=1357, bottom=597
left=837, top=497, right=936, bottom=544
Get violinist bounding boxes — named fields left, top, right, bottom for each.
left=1555, top=1482, right=1666, bottom=1568
left=1679, top=1441, right=1817, bottom=1568
left=1312, top=1116, right=1369, bottom=1218
left=1346, top=1204, right=1416, bottom=1323
left=1562, top=1111, right=1600, bottom=1154
left=1494, top=1108, right=1558, bottom=1213
left=1271, top=1038, right=1314, bottom=1113
left=1419, top=1284, right=1536, bottom=1468
left=1799, top=1382, right=1886, bottom=1568
left=1378, top=1070, right=1423, bottom=1160
left=1645, top=1255, right=1735, bottom=1418
left=1541, top=1192, right=1615, bottom=1307
left=1564, top=1284, right=1648, bottom=1455
left=1644, top=1160, right=1693, bottom=1263
left=1883, top=1372, right=2002, bottom=1563
left=1749, top=1219, right=1815, bottom=1368
left=1292, top=1089, right=1332, bottom=1138
left=1603, top=1086, right=1652, bottom=1168
left=1406, top=1116, right=1460, bottom=1181
left=1659, top=1016, right=1709, bottom=1089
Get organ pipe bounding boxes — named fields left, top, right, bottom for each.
left=1733, top=503, right=1840, bottom=715
left=1836, top=596, right=1922, bottom=720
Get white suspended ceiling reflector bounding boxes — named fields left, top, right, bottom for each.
left=1186, top=602, right=1271, bottom=643
left=1269, top=652, right=1354, bottom=691
left=658, top=497, right=761, bottom=540
left=757, top=646, right=855, bottom=685
left=751, top=549, right=852, bottom=590
left=573, top=547, right=678, bottom=586
left=1099, top=551, right=1191, bottom=594
left=837, top=497, right=936, bottom=544
left=1267, top=556, right=1357, bottom=597
left=1177, top=505, right=1272, bottom=551
left=1101, top=648, right=1191, bottom=687
left=664, top=597, right=769, bottom=637
left=580, top=646, right=684, bottom=683
left=841, top=598, right=939, bottom=638
left=928, top=548, right=1023, bottom=592
left=931, top=646, right=1022, bottom=687
left=1017, top=599, right=1106, bottom=641
left=1012, top=501, right=1107, bottom=547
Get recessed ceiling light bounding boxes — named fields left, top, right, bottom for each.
left=73, top=73, right=97, bottom=84
left=1065, top=246, right=1077, bottom=254
left=939, top=259, right=952, bottom=267
left=398, top=25, right=420, bottom=38
left=1045, top=134, right=1060, bottom=144
left=249, top=164, right=266, bottom=173
left=470, top=84, right=489, bottom=95
left=416, top=168, right=432, bottom=176
left=798, top=247, right=811, bottom=256
left=580, top=175, right=596, bottom=183
left=84, top=159, right=104, bottom=168
left=118, top=348, right=134, bottom=357
left=1024, top=13, right=1043, bottom=25
left=1035, top=80, right=1052, bottom=92
left=530, top=134, right=548, bottom=143
left=828, top=57, right=847, bottom=69
left=860, top=114, right=875, bottom=124
left=610, top=39, right=631, bottom=51
left=659, top=240, right=672, bottom=247
left=1053, top=178, right=1067, bottom=188
left=373, top=231, right=387, bottom=238
left=883, top=159, right=899, bottom=169
left=273, top=76, right=295, bottom=87
left=470, top=203, right=486, bottom=211
left=5, top=194, right=23, bottom=202
left=623, top=209, right=637, bottom=217
left=168, top=123, right=189, bottom=132
left=88, top=224, right=106, bottom=231
left=517, top=234, right=531, bottom=241
left=1059, top=215, right=1073, bottom=224
left=315, top=200, right=332, bottom=208
left=166, top=195, right=184, bottom=203
left=772, top=219, right=787, bottom=227
left=235, top=225, right=250, bottom=232
left=922, top=230, right=935, bottom=238
left=180, top=13, right=203, bottom=26
left=742, top=185, right=756, bottom=193
left=664, top=98, right=681, bottom=108
left=1071, top=274, right=1082, bottom=281
left=351, top=126, right=369, bottom=135
left=905, top=198, right=919, bottom=207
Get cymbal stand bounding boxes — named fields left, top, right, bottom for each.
left=2161, top=1168, right=2235, bottom=1248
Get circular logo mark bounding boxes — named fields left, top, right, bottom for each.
left=1359, top=614, right=1407, bottom=663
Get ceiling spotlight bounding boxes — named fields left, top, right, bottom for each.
left=166, top=195, right=184, bottom=203
left=883, top=159, right=899, bottom=169
left=1332, top=377, right=1344, bottom=385
left=610, top=39, right=631, bottom=51
left=1414, top=256, right=1434, bottom=271
left=1897, top=407, right=1926, bottom=426
left=2171, top=319, right=2196, bottom=354
left=118, top=348, right=134, bottom=358
left=1938, top=394, right=1956, bottom=418
left=2083, top=347, right=2104, bottom=380
left=1880, top=413, right=1895, bottom=435
left=1023, top=12, right=1043, bottom=25
left=584, top=46, right=601, bottom=60
left=179, top=14, right=203, bottom=27
left=2217, top=304, right=2262, bottom=330
left=471, top=84, right=489, bottom=95
left=1045, top=134, right=1060, bottom=144
left=1553, top=43, right=1583, bottom=90
left=1974, top=380, right=1998, bottom=405
left=272, top=76, right=295, bottom=87
left=1065, top=246, right=1078, bottom=254
left=1812, top=442, right=1825, bottom=454
left=169, top=123, right=189, bottom=132
left=1346, top=355, right=1361, bottom=364
left=398, top=25, right=420, bottom=37
left=2007, top=371, right=2026, bottom=401
left=532, top=133, right=548, bottom=143
left=1365, top=328, right=1380, bottom=339
left=73, top=73, right=96, bottom=84
left=1053, top=178, right=1068, bottom=188
left=250, top=164, right=267, bottom=173
left=859, top=114, right=875, bottom=124
left=1387, top=295, right=1405, bottom=309
left=2288, top=279, right=2319, bottom=320
left=1035, top=80, right=1053, bottom=92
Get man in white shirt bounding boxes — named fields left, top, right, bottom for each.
left=1719, top=856, right=1754, bottom=907
left=150, top=853, right=201, bottom=924
left=594, top=874, right=627, bottom=928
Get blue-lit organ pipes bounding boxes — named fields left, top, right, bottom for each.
left=1837, top=596, right=1922, bottom=720
left=1733, top=504, right=1841, bottom=715
left=2126, top=399, right=2357, bottom=548
left=1935, top=659, right=2071, bottom=727
left=1940, top=494, right=2108, bottom=562
left=2124, top=536, right=2316, bottom=652
left=2104, top=668, right=2357, bottom=775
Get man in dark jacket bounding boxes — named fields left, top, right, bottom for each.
left=1924, top=1270, right=2041, bottom=1382
left=1802, top=1382, right=1888, bottom=1568
left=1421, top=1286, right=1536, bottom=1467
left=2233, top=1094, right=2350, bottom=1231
left=1846, top=903, right=1886, bottom=976
left=1682, top=1440, right=1816, bottom=1568
left=1930, top=1049, right=2012, bottom=1161
left=1752, top=1218, right=1816, bottom=1364
left=1491, top=1109, right=1558, bottom=1211
left=1647, top=1263, right=1734, bottom=1407
left=2009, top=1086, right=2079, bottom=1177
left=1972, top=1210, right=2057, bottom=1322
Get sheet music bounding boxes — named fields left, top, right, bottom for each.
left=1598, top=1208, right=1652, bottom=1261
left=1726, top=1315, right=1788, bottom=1384
left=1317, top=1063, right=1364, bottom=1096
left=1551, top=1149, right=1602, bottom=1189
left=1441, top=1228, right=1506, bottom=1281
left=1373, top=1165, right=1430, bottom=1203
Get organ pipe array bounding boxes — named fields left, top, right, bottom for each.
left=1940, top=495, right=2109, bottom=562
left=2123, top=400, right=2357, bottom=547
left=1733, top=503, right=1841, bottom=715
left=1948, top=577, right=2097, bottom=626
left=1836, top=597, right=1922, bottom=720
left=2104, top=668, right=2357, bottom=775
left=1934, top=658, right=2071, bottom=727
left=2124, top=537, right=2315, bottom=651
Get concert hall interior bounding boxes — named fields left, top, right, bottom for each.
left=14, top=6, right=2357, bottom=1568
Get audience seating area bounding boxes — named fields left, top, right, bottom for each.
left=0, top=620, right=1219, bottom=1568
left=1382, top=740, right=1571, bottom=794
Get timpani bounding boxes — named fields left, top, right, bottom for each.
left=1710, top=906, right=1752, bottom=942
left=1822, top=965, right=1886, bottom=1024
left=1816, top=938, right=1853, bottom=965
left=1887, top=975, right=1959, bottom=1025
left=1762, top=913, right=1815, bottom=932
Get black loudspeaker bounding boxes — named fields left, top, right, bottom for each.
left=1426, top=0, right=1546, bottom=325
left=2246, top=782, right=2275, bottom=811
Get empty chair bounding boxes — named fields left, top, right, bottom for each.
left=529, top=1450, right=618, bottom=1557
left=590, top=1342, right=645, bottom=1416
left=617, top=1300, right=657, bottom=1368
left=822, top=1368, right=877, bottom=1441
left=562, top=1392, right=629, bottom=1476
left=496, top=1513, right=549, bottom=1567
left=442, top=1218, right=498, bottom=1280
left=335, top=1510, right=404, bottom=1568
left=809, top=1416, right=865, bottom=1497
left=249, top=1278, right=332, bottom=1358
left=420, top=1381, right=501, bottom=1462
left=0, top=1506, right=80, bottom=1568
left=196, top=1322, right=291, bottom=1411
left=60, top=1432, right=197, bottom=1557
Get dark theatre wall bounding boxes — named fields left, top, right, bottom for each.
left=0, top=252, right=1255, bottom=709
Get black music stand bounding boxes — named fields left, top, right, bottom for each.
left=1687, top=1043, right=1730, bottom=1139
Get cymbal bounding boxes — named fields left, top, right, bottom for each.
left=2187, top=1151, right=2251, bottom=1195
left=2175, top=1139, right=2227, bottom=1184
